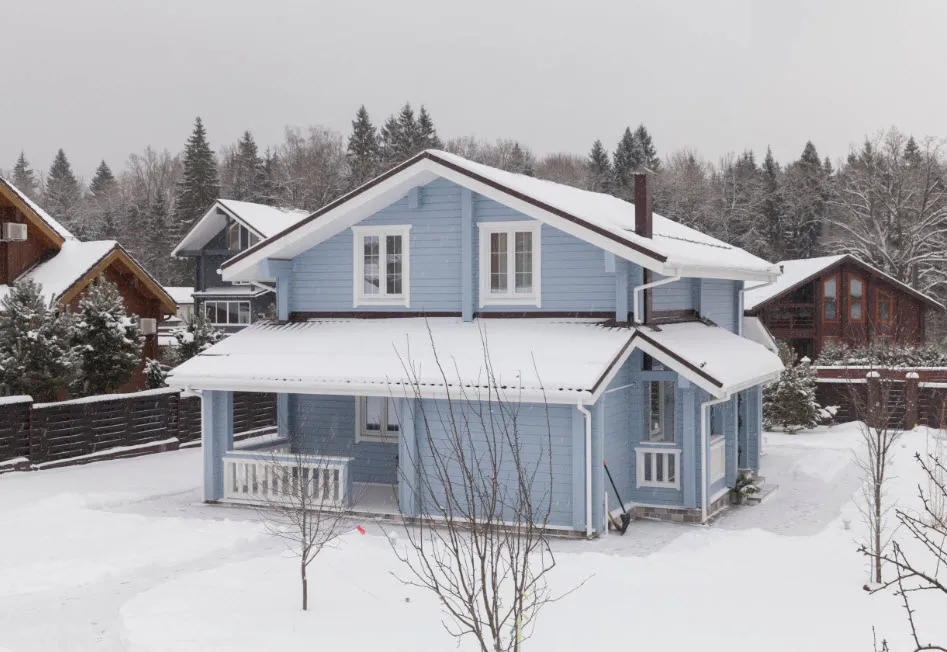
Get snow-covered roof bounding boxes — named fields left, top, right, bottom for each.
left=635, top=322, right=784, bottom=395
left=166, top=317, right=782, bottom=402
left=164, top=286, right=195, bottom=305
left=0, top=176, right=74, bottom=241
left=171, top=199, right=308, bottom=256
left=743, top=316, right=779, bottom=355
left=0, top=240, right=117, bottom=306
left=743, top=254, right=943, bottom=311
left=220, top=150, right=782, bottom=283
left=192, top=285, right=270, bottom=298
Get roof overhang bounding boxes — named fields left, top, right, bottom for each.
left=0, top=176, right=68, bottom=246
left=172, top=201, right=264, bottom=257
left=219, top=152, right=779, bottom=284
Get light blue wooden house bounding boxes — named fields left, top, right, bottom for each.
left=167, top=151, right=784, bottom=536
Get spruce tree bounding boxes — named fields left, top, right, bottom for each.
left=507, top=142, right=535, bottom=176
left=347, top=105, right=381, bottom=188
left=633, top=124, right=660, bottom=170
left=763, top=342, right=821, bottom=434
left=88, top=161, right=120, bottom=239
left=89, top=160, right=116, bottom=198
left=44, top=148, right=82, bottom=228
left=0, top=280, right=76, bottom=401
left=904, top=136, right=922, bottom=167
left=587, top=139, right=613, bottom=193
left=612, top=127, right=641, bottom=199
left=145, top=195, right=172, bottom=282
left=174, top=117, right=220, bottom=234
left=417, top=105, right=441, bottom=149
left=11, top=152, right=39, bottom=199
left=761, top=146, right=784, bottom=260
left=379, top=114, right=403, bottom=167
left=781, top=141, right=827, bottom=259
left=396, top=102, right=421, bottom=157
left=71, top=279, right=143, bottom=396
left=171, top=314, right=225, bottom=364
left=227, top=131, right=266, bottom=202
left=260, top=149, right=283, bottom=206
left=145, top=358, right=167, bottom=389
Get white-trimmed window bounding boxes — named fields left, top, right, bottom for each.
left=204, top=300, right=251, bottom=325
left=646, top=381, right=675, bottom=442
left=478, top=221, right=541, bottom=307
left=352, top=225, right=411, bottom=307
left=228, top=222, right=260, bottom=252
left=355, top=397, right=400, bottom=443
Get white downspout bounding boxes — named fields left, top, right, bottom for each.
left=738, top=277, right=778, bottom=336
left=577, top=399, right=593, bottom=537
left=700, top=394, right=730, bottom=523
left=632, top=272, right=682, bottom=324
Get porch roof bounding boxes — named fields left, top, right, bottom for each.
left=166, top=318, right=637, bottom=404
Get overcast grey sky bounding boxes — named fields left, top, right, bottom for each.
left=3, top=0, right=947, bottom=179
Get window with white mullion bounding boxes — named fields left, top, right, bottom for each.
left=353, top=226, right=410, bottom=306
left=357, top=396, right=401, bottom=443
left=479, top=221, right=541, bottom=307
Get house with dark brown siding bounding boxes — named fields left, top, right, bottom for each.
left=743, top=254, right=943, bottom=360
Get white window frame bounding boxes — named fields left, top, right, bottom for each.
left=635, top=446, right=681, bottom=489
left=228, top=222, right=260, bottom=252
left=477, top=220, right=541, bottom=307
left=352, top=225, right=411, bottom=307
left=204, top=300, right=251, bottom=326
left=355, top=396, right=400, bottom=444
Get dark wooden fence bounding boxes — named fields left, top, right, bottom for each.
left=815, top=367, right=947, bottom=429
left=0, top=389, right=276, bottom=467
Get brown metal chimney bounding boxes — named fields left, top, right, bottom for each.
left=634, top=170, right=653, bottom=238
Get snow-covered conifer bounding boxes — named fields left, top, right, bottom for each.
left=587, top=139, right=613, bottom=193
left=11, top=151, right=39, bottom=199
left=174, top=117, right=220, bottom=235
left=171, top=314, right=225, bottom=365
left=763, top=342, right=821, bottom=433
left=44, top=148, right=82, bottom=230
left=347, top=105, right=381, bottom=188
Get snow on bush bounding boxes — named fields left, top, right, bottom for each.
left=764, top=343, right=825, bottom=433
left=169, top=315, right=226, bottom=365
left=817, top=339, right=947, bottom=368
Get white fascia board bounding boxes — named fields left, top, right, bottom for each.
left=221, top=167, right=438, bottom=281
left=171, top=202, right=227, bottom=256
left=673, top=265, right=780, bottom=283
left=165, top=374, right=587, bottom=405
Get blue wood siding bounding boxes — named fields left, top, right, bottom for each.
left=414, top=398, right=576, bottom=528
left=746, top=385, right=762, bottom=470
left=290, top=394, right=398, bottom=485
left=651, top=275, right=697, bottom=312
left=699, top=279, right=740, bottom=332
left=602, top=351, right=639, bottom=512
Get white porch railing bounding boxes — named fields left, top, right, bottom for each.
left=636, top=445, right=681, bottom=489
left=222, top=444, right=353, bottom=510
left=709, top=436, right=726, bottom=485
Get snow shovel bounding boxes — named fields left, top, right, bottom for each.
left=603, top=460, right=631, bottom=534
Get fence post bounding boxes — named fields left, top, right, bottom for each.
left=904, top=372, right=919, bottom=430
left=866, top=371, right=881, bottom=428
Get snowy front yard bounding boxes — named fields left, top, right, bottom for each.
left=1, top=423, right=944, bottom=651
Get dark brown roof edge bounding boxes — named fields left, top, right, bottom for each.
left=633, top=330, right=724, bottom=389
left=221, top=150, right=668, bottom=270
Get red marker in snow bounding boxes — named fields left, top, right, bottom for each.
left=356, top=525, right=366, bottom=535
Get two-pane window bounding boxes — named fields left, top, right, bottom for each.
left=228, top=222, right=259, bottom=252
left=647, top=381, right=675, bottom=443
left=353, top=226, right=411, bottom=306
left=204, top=300, right=251, bottom=325
left=849, top=276, right=864, bottom=321
left=823, top=276, right=838, bottom=322
left=479, top=221, right=541, bottom=306
left=877, top=291, right=892, bottom=322
left=357, top=397, right=400, bottom=443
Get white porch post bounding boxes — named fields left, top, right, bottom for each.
left=397, top=397, right=418, bottom=517
left=680, top=379, right=697, bottom=508
left=202, top=390, right=234, bottom=501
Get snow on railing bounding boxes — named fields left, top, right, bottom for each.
left=636, top=445, right=681, bottom=489
left=222, top=447, right=352, bottom=510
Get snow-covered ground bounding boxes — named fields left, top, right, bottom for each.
left=1, top=423, right=944, bottom=651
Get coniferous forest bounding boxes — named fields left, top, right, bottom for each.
left=5, top=105, right=947, bottom=315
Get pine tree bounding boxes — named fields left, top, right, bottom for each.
left=145, top=194, right=172, bottom=282
left=44, top=148, right=82, bottom=228
left=145, top=358, right=167, bottom=389
left=417, top=105, right=441, bottom=149
left=347, top=105, right=381, bottom=188
left=763, top=342, right=821, bottom=434
left=587, top=139, right=613, bottom=193
left=260, top=148, right=283, bottom=206
left=0, top=280, right=76, bottom=401
left=904, top=136, right=922, bottom=167
left=171, top=314, right=225, bottom=365
left=11, top=152, right=39, bottom=199
left=760, top=146, right=784, bottom=260
left=612, top=127, right=641, bottom=199
left=781, top=141, right=827, bottom=259
left=87, top=161, right=121, bottom=239
left=71, top=279, right=143, bottom=396
left=227, top=131, right=267, bottom=202
left=396, top=103, right=421, bottom=157
left=633, top=124, right=660, bottom=170
left=507, top=142, right=535, bottom=176
left=379, top=114, right=403, bottom=167
left=89, top=160, right=116, bottom=198
left=174, top=117, right=220, bottom=234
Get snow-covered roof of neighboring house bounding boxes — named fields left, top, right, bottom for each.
left=166, top=317, right=783, bottom=402
left=164, top=286, right=195, bottom=305
left=220, top=150, right=782, bottom=284
left=171, top=199, right=308, bottom=256
left=743, top=254, right=944, bottom=311
left=635, top=321, right=784, bottom=395
left=192, top=285, right=270, bottom=298
left=0, top=176, right=74, bottom=242
left=743, top=316, right=779, bottom=355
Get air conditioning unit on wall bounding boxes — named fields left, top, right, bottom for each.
left=138, top=318, right=158, bottom=335
left=1, top=223, right=27, bottom=242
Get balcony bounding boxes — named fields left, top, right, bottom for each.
left=764, top=305, right=815, bottom=331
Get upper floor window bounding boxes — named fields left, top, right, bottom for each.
left=352, top=225, right=411, bottom=307
left=478, top=221, right=541, bottom=307
left=849, top=276, right=864, bottom=321
left=646, top=381, right=675, bottom=443
left=205, top=300, right=250, bottom=325
left=228, top=222, right=260, bottom=252
left=877, top=290, right=892, bottom=322
left=823, top=276, right=838, bottom=322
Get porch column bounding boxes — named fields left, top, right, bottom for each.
left=904, top=372, right=919, bottom=430
left=202, top=390, right=234, bottom=501
left=680, top=380, right=697, bottom=508
left=398, top=397, right=419, bottom=517
left=737, top=390, right=749, bottom=469
left=592, top=400, right=605, bottom=533
left=571, top=407, right=586, bottom=531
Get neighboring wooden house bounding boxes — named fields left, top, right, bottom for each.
left=171, top=200, right=308, bottom=332
left=167, top=150, right=784, bottom=535
left=743, top=254, right=943, bottom=360
left=0, top=177, right=177, bottom=391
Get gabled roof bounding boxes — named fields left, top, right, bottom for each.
left=220, top=150, right=781, bottom=283
left=0, top=176, right=73, bottom=243
left=0, top=240, right=177, bottom=315
left=171, top=199, right=308, bottom=256
left=166, top=317, right=783, bottom=402
left=743, top=254, right=944, bottom=311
